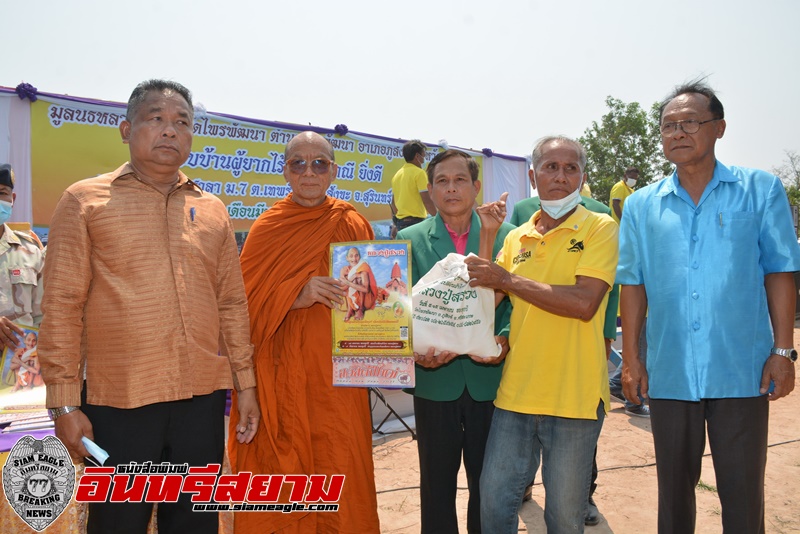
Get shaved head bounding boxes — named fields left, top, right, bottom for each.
left=285, top=131, right=335, bottom=161
left=283, top=130, right=338, bottom=207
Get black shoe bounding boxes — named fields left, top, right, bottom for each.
left=609, top=385, right=625, bottom=403
left=585, top=495, right=600, bottom=526
left=625, top=403, right=651, bottom=418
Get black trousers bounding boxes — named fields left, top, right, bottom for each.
left=394, top=216, right=427, bottom=232
left=649, top=396, right=768, bottom=534
left=81, top=388, right=227, bottom=534
left=414, top=389, right=495, bottom=534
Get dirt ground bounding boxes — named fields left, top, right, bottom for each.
left=373, top=329, right=800, bottom=533
left=1, top=338, right=796, bottom=533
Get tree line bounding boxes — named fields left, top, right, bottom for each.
left=578, top=96, right=798, bottom=210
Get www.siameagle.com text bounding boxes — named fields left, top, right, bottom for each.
left=193, top=502, right=339, bottom=512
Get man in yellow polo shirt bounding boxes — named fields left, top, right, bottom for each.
left=390, top=139, right=436, bottom=233
left=609, top=166, right=638, bottom=224
left=466, top=135, right=618, bottom=533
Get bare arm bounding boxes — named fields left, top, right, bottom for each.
left=620, top=284, right=648, bottom=403
left=420, top=191, right=437, bottom=217
left=612, top=199, right=623, bottom=220
left=475, top=192, right=509, bottom=309
left=760, top=272, right=796, bottom=400
left=465, top=257, right=609, bottom=320
left=476, top=192, right=508, bottom=260
left=339, top=271, right=370, bottom=293
left=9, top=349, right=23, bottom=370
left=20, top=357, right=40, bottom=375
left=503, top=274, right=609, bottom=320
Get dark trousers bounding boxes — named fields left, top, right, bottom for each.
left=415, top=389, right=495, bottom=534
left=81, top=388, right=227, bottom=534
left=394, top=215, right=426, bottom=232
left=649, top=396, right=768, bottom=534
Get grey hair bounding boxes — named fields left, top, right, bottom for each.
left=126, top=79, right=193, bottom=122
left=530, top=136, right=587, bottom=172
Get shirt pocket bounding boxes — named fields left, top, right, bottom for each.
left=8, top=266, right=39, bottom=286
left=720, top=211, right=756, bottom=238
left=718, top=211, right=760, bottom=269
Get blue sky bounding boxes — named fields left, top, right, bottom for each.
left=2, top=0, right=798, bottom=183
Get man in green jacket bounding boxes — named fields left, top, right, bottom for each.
left=397, top=149, right=513, bottom=534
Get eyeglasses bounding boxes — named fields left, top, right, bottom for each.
left=285, top=158, right=333, bottom=175
left=660, top=118, right=720, bottom=136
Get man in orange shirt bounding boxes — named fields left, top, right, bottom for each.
left=229, top=131, right=380, bottom=533
left=39, top=79, right=259, bottom=534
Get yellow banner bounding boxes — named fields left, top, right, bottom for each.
left=30, top=98, right=484, bottom=237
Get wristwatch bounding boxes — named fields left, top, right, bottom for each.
left=47, top=406, right=81, bottom=420
left=771, top=347, right=798, bottom=363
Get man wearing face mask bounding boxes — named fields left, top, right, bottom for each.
left=609, top=166, right=639, bottom=224
left=465, top=136, right=618, bottom=533
left=0, top=163, right=44, bottom=350
left=510, top=170, right=621, bottom=525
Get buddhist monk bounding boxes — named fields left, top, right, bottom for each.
left=229, top=131, right=380, bottom=533
left=339, top=247, right=378, bottom=321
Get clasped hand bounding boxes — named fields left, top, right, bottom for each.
left=414, top=336, right=510, bottom=368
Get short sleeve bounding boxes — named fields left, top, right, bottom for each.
left=496, top=230, right=514, bottom=270
left=574, top=217, right=618, bottom=287
left=758, top=176, right=800, bottom=274
left=616, top=194, right=644, bottom=285
left=415, top=168, right=428, bottom=192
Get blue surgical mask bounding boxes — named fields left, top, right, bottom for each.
left=537, top=180, right=582, bottom=220
left=0, top=200, right=12, bottom=225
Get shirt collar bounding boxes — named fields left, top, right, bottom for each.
left=521, top=204, right=590, bottom=238
left=444, top=221, right=471, bottom=240
left=113, top=162, right=201, bottom=193
left=657, top=160, right=738, bottom=198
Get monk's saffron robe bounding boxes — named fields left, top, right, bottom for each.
left=229, top=194, right=380, bottom=533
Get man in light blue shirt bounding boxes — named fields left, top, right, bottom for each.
left=617, top=81, right=800, bottom=534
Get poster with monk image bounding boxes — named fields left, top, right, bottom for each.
left=331, top=241, right=415, bottom=388
left=0, top=326, right=50, bottom=432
